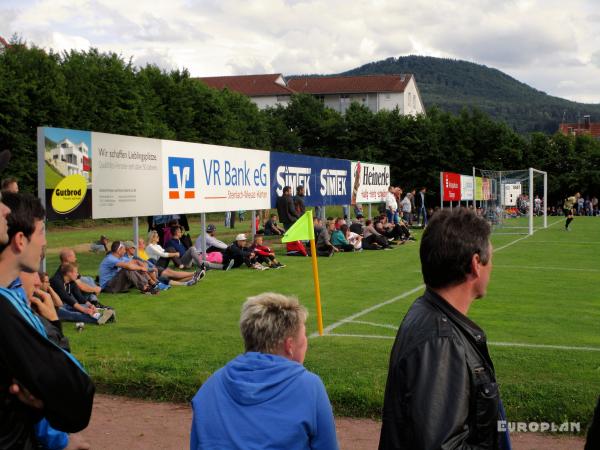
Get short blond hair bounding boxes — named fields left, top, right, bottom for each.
left=240, top=293, right=307, bottom=354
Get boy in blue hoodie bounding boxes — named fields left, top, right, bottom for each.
left=191, top=293, right=338, bottom=450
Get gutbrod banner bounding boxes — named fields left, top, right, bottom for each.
left=270, top=152, right=351, bottom=207
left=350, top=161, right=390, bottom=204
left=39, top=127, right=94, bottom=220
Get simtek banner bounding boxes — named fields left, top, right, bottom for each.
left=350, top=161, right=390, bottom=205
left=270, top=152, right=351, bottom=207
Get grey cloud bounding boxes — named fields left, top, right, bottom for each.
left=134, top=48, right=177, bottom=70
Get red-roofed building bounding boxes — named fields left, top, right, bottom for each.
left=197, top=72, right=425, bottom=115
left=287, top=74, right=425, bottom=115
left=198, top=74, right=295, bottom=109
left=559, top=115, right=600, bottom=140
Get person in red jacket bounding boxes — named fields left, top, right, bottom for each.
left=250, top=235, right=286, bottom=268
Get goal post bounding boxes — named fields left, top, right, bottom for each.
left=473, top=167, right=547, bottom=235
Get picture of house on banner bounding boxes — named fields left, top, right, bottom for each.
left=198, top=73, right=425, bottom=116
left=46, top=137, right=91, bottom=181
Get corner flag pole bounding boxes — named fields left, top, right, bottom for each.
left=307, top=212, right=324, bottom=335
left=281, top=209, right=324, bottom=335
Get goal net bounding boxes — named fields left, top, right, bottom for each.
left=473, top=168, right=547, bottom=235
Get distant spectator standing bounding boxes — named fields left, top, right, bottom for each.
left=293, top=185, right=306, bottom=216
left=276, top=186, right=299, bottom=230
left=1, top=176, right=18, bottom=193
left=415, top=187, right=428, bottom=227
left=385, top=186, right=398, bottom=225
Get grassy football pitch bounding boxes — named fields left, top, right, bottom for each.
left=47, top=215, right=600, bottom=427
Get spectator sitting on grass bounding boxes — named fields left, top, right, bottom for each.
left=331, top=224, right=355, bottom=252
left=165, top=226, right=206, bottom=269
left=313, top=216, right=324, bottom=240
left=58, top=248, right=107, bottom=308
left=190, top=292, right=338, bottom=450
left=50, top=262, right=114, bottom=324
left=197, top=224, right=228, bottom=255
left=316, top=220, right=339, bottom=257
left=286, top=240, right=309, bottom=257
left=264, top=214, right=285, bottom=236
left=223, top=234, right=266, bottom=271
left=362, top=219, right=389, bottom=250
left=90, top=235, right=109, bottom=253
left=99, top=240, right=159, bottom=294
left=124, top=239, right=204, bottom=287
left=250, top=234, right=285, bottom=268
left=341, top=224, right=362, bottom=251
left=349, top=214, right=365, bottom=235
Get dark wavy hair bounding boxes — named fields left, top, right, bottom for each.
left=420, top=208, right=491, bottom=289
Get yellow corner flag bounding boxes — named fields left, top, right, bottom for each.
left=281, top=210, right=324, bottom=336
left=281, top=210, right=315, bottom=242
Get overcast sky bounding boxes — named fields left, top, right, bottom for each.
left=2, top=0, right=600, bottom=103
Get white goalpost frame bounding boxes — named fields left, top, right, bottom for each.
left=528, top=167, right=548, bottom=235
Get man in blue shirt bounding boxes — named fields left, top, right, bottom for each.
left=99, top=241, right=158, bottom=294
left=165, top=226, right=204, bottom=269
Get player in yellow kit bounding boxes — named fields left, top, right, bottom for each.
left=563, top=192, right=580, bottom=231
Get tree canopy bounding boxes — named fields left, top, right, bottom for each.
left=1, top=40, right=598, bottom=204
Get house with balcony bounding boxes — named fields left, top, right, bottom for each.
left=559, top=115, right=600, bottom=140
left=47, top=138, right=91, bottom=180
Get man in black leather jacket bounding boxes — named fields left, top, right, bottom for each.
left=379, top=208, right=510, bottom=450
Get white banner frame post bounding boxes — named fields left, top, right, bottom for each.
left=251, top=210, right=257, bottom=238
left=368, top=203, right=372, bottom=219
left=543, top=171, right=548, bottom=228
left=529, top=167, right=534, bottom=235
left=439, top=172, right=443, bottom=209
left=36, top=128, right=47, bottom=271
left=200, top=213, right=207, bottom=262
left=472, top=167, right=476, bottom=210
left=133, top=217, right=139, bottom=257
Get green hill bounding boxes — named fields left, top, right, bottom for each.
left=340, top=55, right=600, bottom=134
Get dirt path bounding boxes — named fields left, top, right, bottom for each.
left=74, top=395, right=586, bottom=449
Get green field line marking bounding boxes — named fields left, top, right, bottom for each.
left=312, top=219, right=563, bottom=339
left=324, top=333, right=600, bottom=352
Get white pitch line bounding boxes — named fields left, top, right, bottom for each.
left=347, top=320, right=398, bottom=330
left=312, top=285, right=425, bottom=338
left=324, top=333, right=600, bottom=352
left=311, top=219, right=562, bottom=339
left=494, top=265, right=600, bottom=272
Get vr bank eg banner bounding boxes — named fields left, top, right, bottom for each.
left=270, top=152, right=351, bottom=207
left=162, top=141, right=270, bottom=214
left=350, top=161, right=390, bottom=204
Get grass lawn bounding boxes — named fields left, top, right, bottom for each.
left=45, top=162, right=64, bottom=188
left=47, top=214, right=600, bottom=428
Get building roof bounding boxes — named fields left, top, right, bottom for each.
left=559, top=122, right=600, bottom=138
left=197, top=74, right=295, bottom=97
left=287, top=74, right=413, bottom=95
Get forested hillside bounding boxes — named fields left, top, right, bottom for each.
left=342, top=55, right=600, bottom=134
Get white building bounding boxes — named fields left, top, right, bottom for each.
left=197, top=73, right=425, bottom=115
left=47, top=138, right=90, bottom=180
left=198, top=74, right=294, bottom=109
left=287, top=74, right=425, bottom=115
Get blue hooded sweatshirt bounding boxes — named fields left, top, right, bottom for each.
left=190, top=352, right=338, bottom=450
